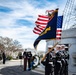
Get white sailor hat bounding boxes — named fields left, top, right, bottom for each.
left=48, top=45, right=53, bottom=48
left=65, top=46, right=68, bottom=48
left=56, top=45, right=61, bottom=47
left=61, top=44, right=65, bottom=47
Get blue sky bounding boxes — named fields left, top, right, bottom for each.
left=0, top=0, right=67, bottom=51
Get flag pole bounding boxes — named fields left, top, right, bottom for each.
left=41, top=42, right=59, bottom=62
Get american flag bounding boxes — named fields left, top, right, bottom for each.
left=33, top=10, right=55, bottom=35
left=56, top=16, right=63, bottom=40
left=33, top=15, right=49, bottom=35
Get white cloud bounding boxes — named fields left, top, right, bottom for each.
left=0, top=0, right=67, bottom=51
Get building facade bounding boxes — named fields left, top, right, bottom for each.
left=46, top=28, right=76, bottom=73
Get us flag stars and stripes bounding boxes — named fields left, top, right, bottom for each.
left=56, top=16, right=63, bottom=40
left=33, top=15, right=49, bottom=35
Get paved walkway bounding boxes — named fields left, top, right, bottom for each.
left=0, top=60, right=44, bottom=75
left=0, top=60, right=76, bottom=75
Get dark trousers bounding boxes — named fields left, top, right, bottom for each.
left=24, top=58, right=27, bottom=71
left=63, top=65, right=68, bottom=75
left=61, top=60, right=68, bottom=75
left=3, top=58, right=6, bottom=64
left=60, top=60, right=65, bottom=75
left=28, top=58, right=31, bottom=70
left=45, top=64, right=52, bottom=75
left=54, top=62, right=61, bottom=75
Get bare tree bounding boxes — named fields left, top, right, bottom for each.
left=0, top=36, right=24, bottom=57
